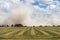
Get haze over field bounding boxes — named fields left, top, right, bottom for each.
left=0, top=0, right=60, bottom=26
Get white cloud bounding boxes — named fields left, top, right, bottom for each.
left=35, top=0, right=53, bottom=4
left=0, top=0, right=60, bottom=26
left=49, top=4, right=56, bottom=9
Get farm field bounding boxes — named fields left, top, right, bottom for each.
left=0, top=27, right=60, bottom=40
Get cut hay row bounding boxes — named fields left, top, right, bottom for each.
left=3, top=27, right=25, bottom=36
left=38, top=27, right=60, bottom=32
left=0, top=27, right=23, bottom=34
left=0, top=28, right=13, bottom=34
left=17, top=27, right=30, bottom=35
left=48, top=30, right=60, bottom=35
left=38, top=27, right=60, bottom=36
left=35, top=28, right=50, bottom=36
left=23, top=28, right=31, bottom=36
left=30, top=27, right=36, bottom=35
left=4, top=29, right=20, bottom=36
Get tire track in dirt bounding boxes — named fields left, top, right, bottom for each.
left=30, top=27, right=36, bottom=35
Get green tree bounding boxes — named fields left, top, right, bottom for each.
left=53, top=25, right=55, bottom=27
left=44, top=25, right=48, bottom=27
left=57, top=25, right=60, bottom=27
left=39, top=25, right=43, bottom=27
left=33, top=26, right=35, bottom=27
left=7, top=25, right=9, bottom=27
left=15, top=24, right=23, bottom=27
left=11, top=24, right=14, bottom=27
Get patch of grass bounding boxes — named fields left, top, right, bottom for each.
left=34, top=28, right=44, bottom=35
left=23, top=28, right=31, bottom=36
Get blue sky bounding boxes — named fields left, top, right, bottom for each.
left=0, top=0, right=60, bottom=26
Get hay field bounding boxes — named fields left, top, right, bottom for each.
left=0, top=27, right=60, bottom=40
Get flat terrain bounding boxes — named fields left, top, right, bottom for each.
left=0, top=27, right=60, bottom=40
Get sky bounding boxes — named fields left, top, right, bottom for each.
left=0, top=0, right=60, bottom=26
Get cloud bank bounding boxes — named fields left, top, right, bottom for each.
left=0, top=0, right=60, bottom=26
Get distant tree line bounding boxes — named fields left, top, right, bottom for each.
left=32, top=25, right=60, bottom=27
left=0, top=24, right=60, bottom=27
left=39, top=25, right=60, bottom=27
left=0, top=24, right=26, bottom=27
